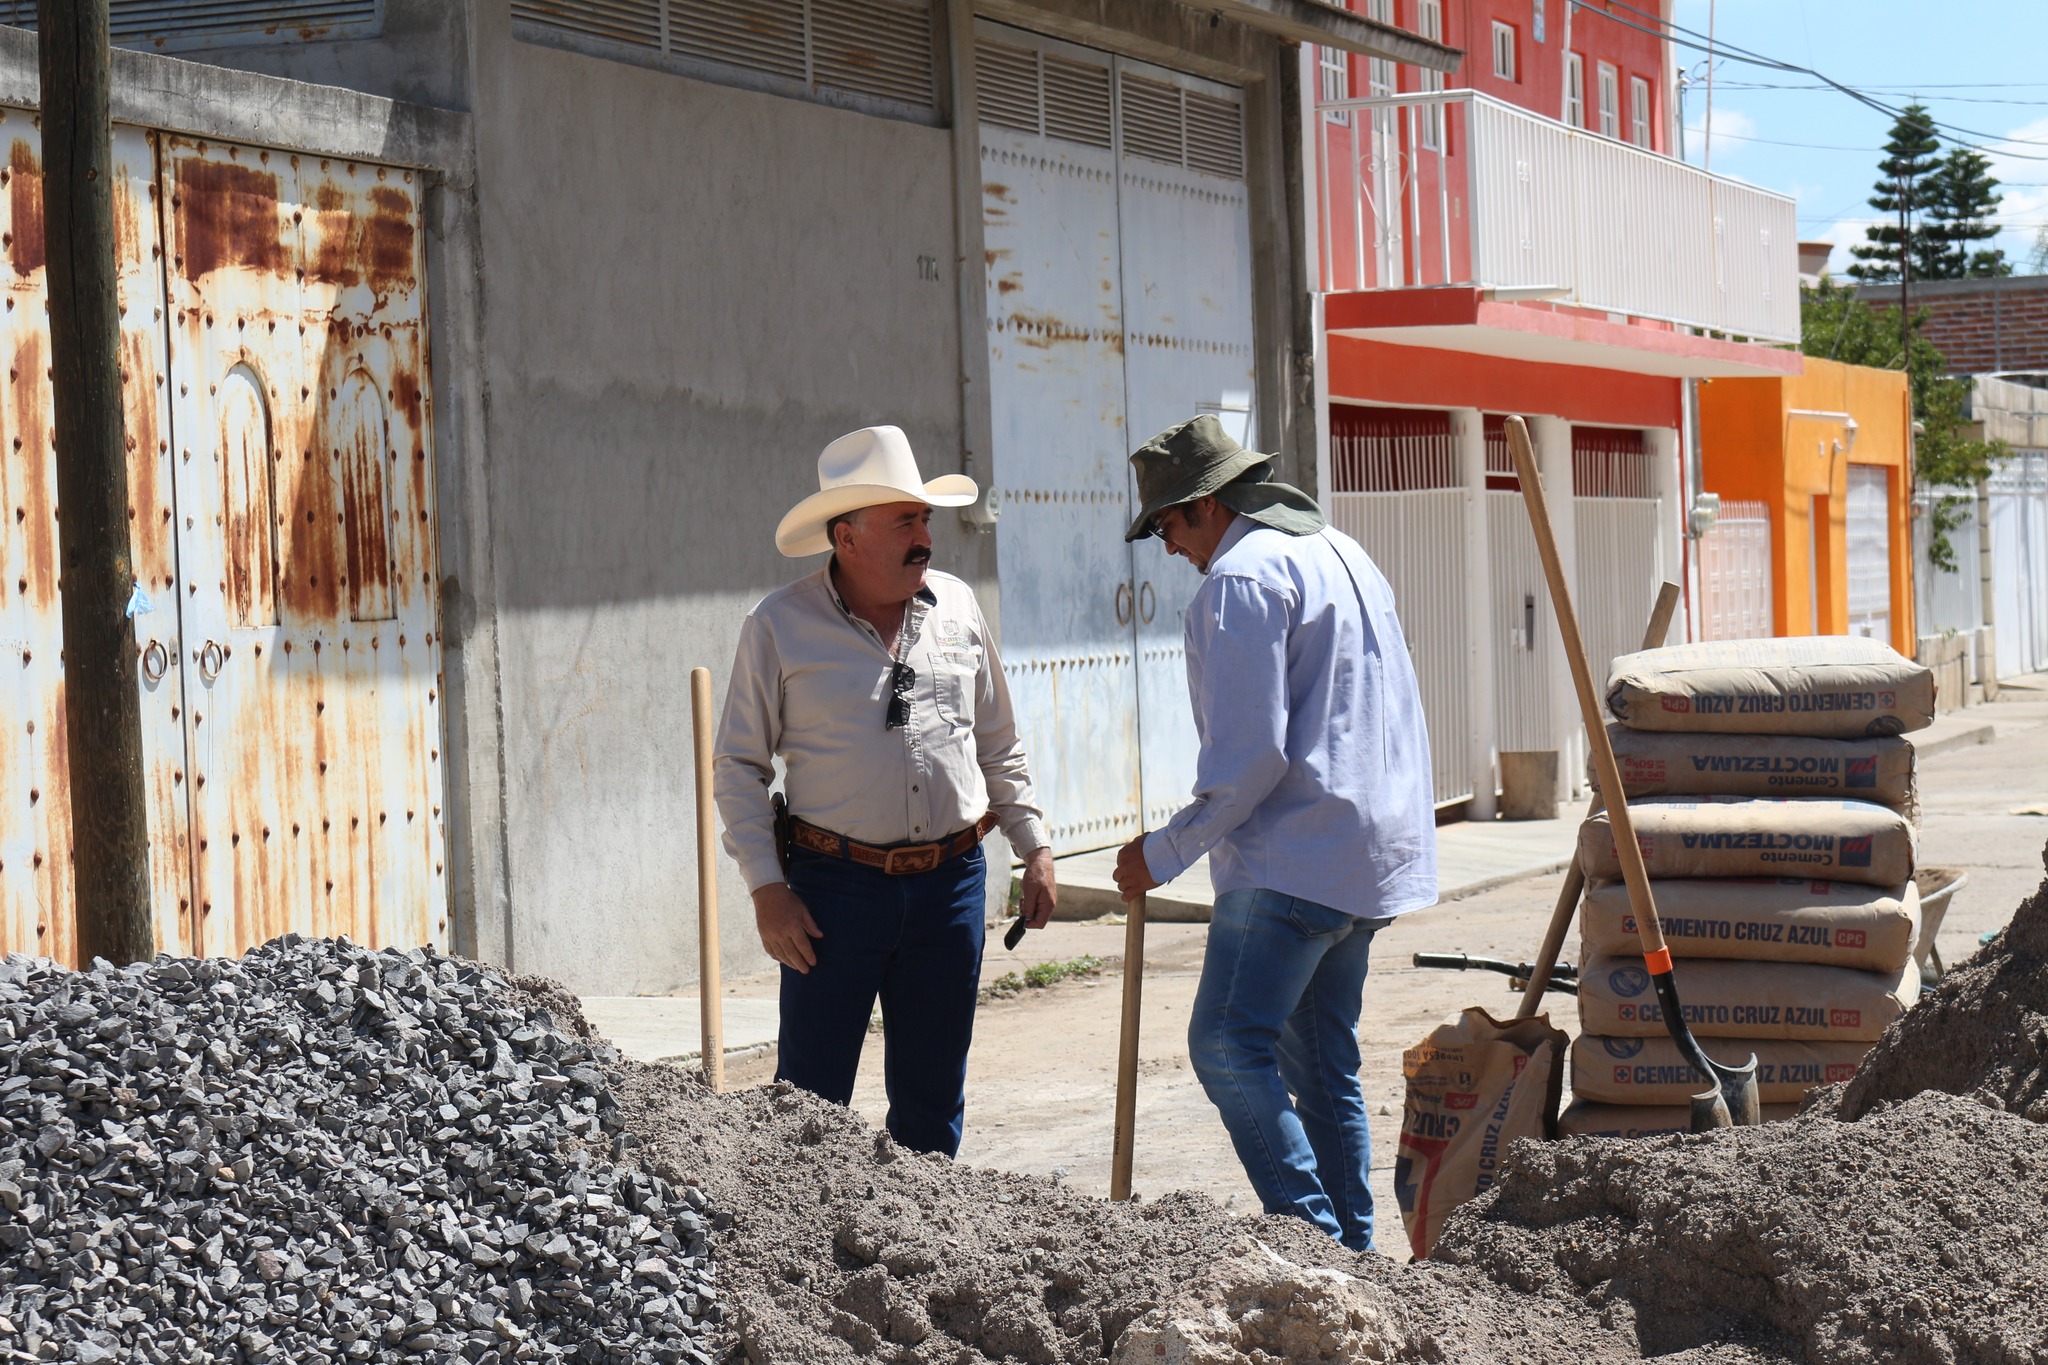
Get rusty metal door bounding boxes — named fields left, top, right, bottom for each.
left=0, top=116, right=196, bottom=961
left=977, top=27, right=1145, bottom=855
left=159, top=136, right=445, bottom=957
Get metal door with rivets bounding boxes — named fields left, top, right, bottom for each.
left=977, top=26, right=1143, bottom=854
left=978, top=25, right=1258, bottom=854
left=1114, top=62, right=1257, bottom=834
left=0, top=116, right=195, bottom=961
left=160, top=135, right=446, bottom=958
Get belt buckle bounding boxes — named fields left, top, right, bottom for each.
left=884, top=843, right=941, bottom=876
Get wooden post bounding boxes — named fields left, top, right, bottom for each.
left=690, top=668, right=724, bottom=1092
left=1109, top=892, right=1146, bottom=1201
left=40, top=0, right=153, bottom=966
left=1515, top=581, right=1679, bottom=1017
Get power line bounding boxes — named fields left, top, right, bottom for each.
left=1574, top=0, right=2048, bottom=160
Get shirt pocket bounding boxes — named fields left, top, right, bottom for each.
left=930, top=647, right=982, bottom=731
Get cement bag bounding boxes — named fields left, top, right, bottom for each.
left=1605, top=637, right=1934, bottom=738
left=1576, top=953, right=1920, bottom=1042
left=1597, top=726, right=1916, bottom=813
left=1570, top=1032, right=1873, bottom=1106
left=1394, top=1009, right=1565, bottom=1260
left=1580, top=876, right=1921, bottom=971
left=1578, top=797, right=1915, bottom=888
left=1558, top=1100, right=1800, bottom=1139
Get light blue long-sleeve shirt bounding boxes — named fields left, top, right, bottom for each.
left=1142, top=517, right=1439, bottom=919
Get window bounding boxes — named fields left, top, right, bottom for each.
left=1419, top=0, right=1445, bottom=150
left=1564, top=52, right=1584, bottom=127
left=1320, top=45, right=1350, bottom=124
left=1365, top=0, right=1395, bottom=99
left=1631, top=75, right=1653, bottom=147
left=1597, top=61, right=1619, bottom=138
left=1492, top=22, right=1517, bottom=81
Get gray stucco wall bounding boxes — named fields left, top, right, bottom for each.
left=42, top=0, right=1308, bottom=996
left=467, top=7, right=991, bottom=993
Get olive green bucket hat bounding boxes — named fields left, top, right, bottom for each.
left=1124, top=414, right=1327, bottom=542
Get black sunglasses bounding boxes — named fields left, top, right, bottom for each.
left=885, top=660, right=914, bottom=730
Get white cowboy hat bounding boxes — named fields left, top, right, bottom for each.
left=774, top=425, right=978, bottom=557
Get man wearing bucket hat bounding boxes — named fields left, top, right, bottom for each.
left=1109, top=415, right=1437, bottom=1252
left=713, top=425, right=1056, bottom=1157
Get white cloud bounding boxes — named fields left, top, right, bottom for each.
left=1682, top=106, right=1758, bottom=164
left=1977, top=117, right=2048, bottom=272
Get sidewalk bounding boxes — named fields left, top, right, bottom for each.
left=589, top=676, right=2048, bottom=1069
left=1048, top=813, right=1579, bottom=923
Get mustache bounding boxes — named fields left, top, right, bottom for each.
left=904, top=547, right=932, bottom=566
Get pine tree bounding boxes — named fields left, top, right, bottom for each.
left=1847, top=104, right=1943, bottom=284
left=1925, top=147, right=2010, bottom=278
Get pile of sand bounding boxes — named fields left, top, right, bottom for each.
left=572, top=840, right=2048, bottom=1363
left=611, top=1065, right=1718, bottom=1364
left=1430, top=842, right=2048, bottom=1363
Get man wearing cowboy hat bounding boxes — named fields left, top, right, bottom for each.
left=713, top=425, right=1056, bottom=1157
left=1109, top=415, right=1436, bottom=1253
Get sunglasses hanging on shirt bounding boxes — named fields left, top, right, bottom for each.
left=885, top=659, right=915, bottom=730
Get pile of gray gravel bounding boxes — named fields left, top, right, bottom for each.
left=0, top=936, right=716, bottom=1364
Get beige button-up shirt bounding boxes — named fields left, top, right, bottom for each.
left=713, top=565, right=1050, bottom=893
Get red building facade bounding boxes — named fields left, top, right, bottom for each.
left=1310, top=0, right=1803, bottom=816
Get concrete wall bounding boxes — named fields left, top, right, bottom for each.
left=463, top=6, right=994, bottom=992
left=56, top=0, right=1312, bottom=995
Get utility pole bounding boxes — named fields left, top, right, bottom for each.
left=40, top=0, right=155, bottom=965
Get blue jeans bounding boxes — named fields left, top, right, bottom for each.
left=1189, top=888, right=1391, bottom=1252
left=777, top=844, right=987, bottom=1157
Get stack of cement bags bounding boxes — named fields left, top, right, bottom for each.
left=1559, top=637, right=1937, bottom=1138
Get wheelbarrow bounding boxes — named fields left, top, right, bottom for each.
left=1913, top=866, right=1968, bottom=984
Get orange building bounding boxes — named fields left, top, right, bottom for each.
left=1696, top=357, right=1915, bottom=655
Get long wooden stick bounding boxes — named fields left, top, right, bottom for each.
left=690, top=668, right=725, bottom=1093
left=1504, top=421, right=1674, bottom=961
left=1109, top=892, right=1147, bottom=1201
left=1516, top=581, right=1680, bottom=1017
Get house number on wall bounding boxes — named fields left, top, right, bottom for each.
left=917, top=254, right=940, bottom=282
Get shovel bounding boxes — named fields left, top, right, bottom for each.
left=1514, top=580, right=1681, bottom=1016
left=1504, top=415, right=1760, bottom=1131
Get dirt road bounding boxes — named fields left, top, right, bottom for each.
left=724, top=682, right=2048, bottom=1256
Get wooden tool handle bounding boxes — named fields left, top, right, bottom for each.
left=1515, top=580, right=1680, bottom=1017
left=1504, top=418, right=1673, bottom=965
left=1109, top=892, right=1147, bottom=1201
left=691, top=667, right=725, bottom=1093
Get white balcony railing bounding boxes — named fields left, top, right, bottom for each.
left=1315, top=90, right=1799, bottom=343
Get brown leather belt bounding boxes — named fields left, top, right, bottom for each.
left=788, top=811, right=998, bottom=876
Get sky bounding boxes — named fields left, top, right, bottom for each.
left=1665, top=0, right=2048, bottom=275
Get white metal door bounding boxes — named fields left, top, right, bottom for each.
left=1845, top=465, right=1892, bottom=643
left=978, top=29, right=1142, bottom=853
left=1992, top=451, right=2048, bottom=676
left=1698, top=498, right=1774, bottom=641
left=979, top=26, right=1259, bottom=853
left=1115, top=61, right=1257, bottom=833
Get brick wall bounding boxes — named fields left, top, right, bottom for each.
left=1854, top=276, right=2048, bottom=376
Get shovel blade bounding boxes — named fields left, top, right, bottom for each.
left=1685, top=1052, right=1761, bottom=1132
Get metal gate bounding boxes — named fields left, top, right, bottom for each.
left=0, top=119, right=446, bottom=963
left=1992, top=451, right=2048, bottom=677
left=1845, top=465, right=1891, bottom=643
left=1698, top=498, right=1774, bottom=641
left=978, top=24, right=1255, bottom=853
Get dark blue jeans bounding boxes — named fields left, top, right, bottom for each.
left=1189, top=888, right=1392, bottom=1252
left=778, top=844, right=987, bottom=1156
